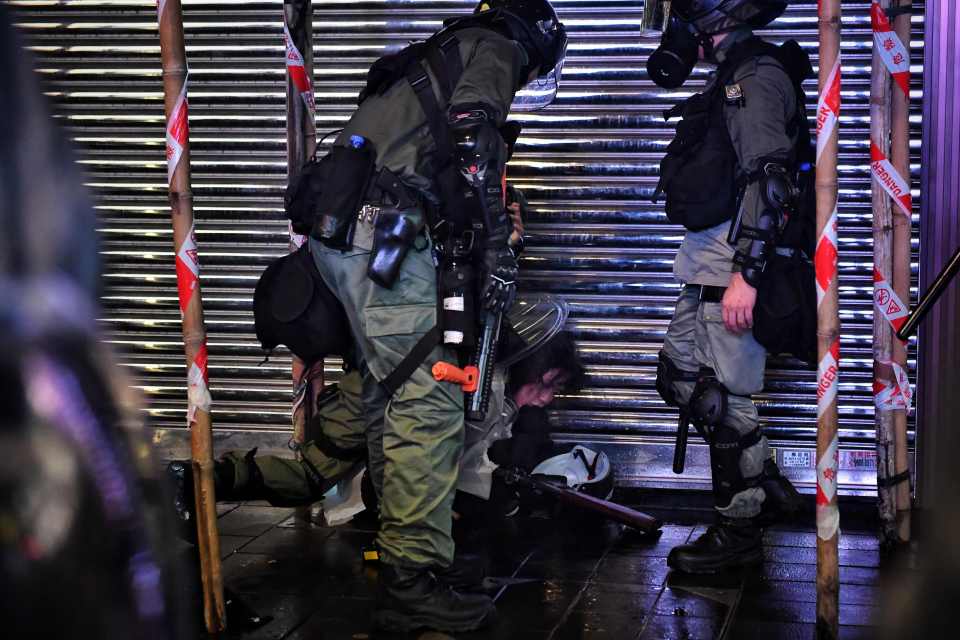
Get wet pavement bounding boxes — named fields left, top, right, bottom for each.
left=189, top=495, right=882, bottom=639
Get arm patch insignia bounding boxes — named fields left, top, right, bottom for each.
left=724, top=83, right=745, bottom=106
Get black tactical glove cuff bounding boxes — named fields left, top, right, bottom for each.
left=481, top=245, right=518, bottom=313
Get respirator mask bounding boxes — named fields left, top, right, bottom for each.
left=642, top=1, right=711, bottom=90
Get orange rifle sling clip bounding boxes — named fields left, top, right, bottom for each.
left=432, top=362, right=479, bottom=392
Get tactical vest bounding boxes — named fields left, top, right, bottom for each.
left=655, top=38, right=812, bottom=232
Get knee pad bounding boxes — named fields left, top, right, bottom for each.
left=689, top=368, right=729, bottom=430
left=656, top=350, right=698, bottom=408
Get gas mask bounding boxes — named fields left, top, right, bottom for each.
left=646, top=16, right=707, bottom=89
left=641, top=0, right=787, bottom=89
left=642, top=1, right=712, bottom=90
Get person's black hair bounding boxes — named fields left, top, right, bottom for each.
left=507, top=330, right=585, bottom=395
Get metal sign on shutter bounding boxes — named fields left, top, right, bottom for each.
left=11, top=0, right=923, bottom=495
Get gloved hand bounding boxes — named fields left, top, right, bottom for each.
left=481, top=244, right=518, bottom=313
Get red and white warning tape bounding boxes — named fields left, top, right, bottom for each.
left=874, top=358, right=912, bottom=412
left=283, top=18, right=313, bottom=249
left=873, top=266, right=909, bottom=336
left=871, top=0, right=910, bottom=97
left=165, top=76, right=189, bottom=186
left=870, top=141, right=912, bottom=218
left=187, top=343, right=213, bottom=425
left=817, top=339, right=841, bottom=419
left=815, top=206, right=839, bottom=307
left=283, top=22, right=316, bottom=114
left=175, top=223, right=201, bottom=314
left=816, top=56, right=841, bottom=165
left=816, top=433, right=840, bottom=540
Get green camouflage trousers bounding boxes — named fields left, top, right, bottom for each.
left=219, top=368, right=367, bottom=504
left=662, top=284, right=771, bottom=519
left=308, top=214, right=464, bottom=570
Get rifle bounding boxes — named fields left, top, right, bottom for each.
left=498, top=467, right=662, bottom=535
left=465, top=308, right=503, bottom=422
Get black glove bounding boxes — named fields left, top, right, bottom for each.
left=481, top=244, right=518, bottom=313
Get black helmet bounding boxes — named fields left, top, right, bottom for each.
left=448, top=0, right=567, bottom=110
left=671, top=0, right=788, bottom=33
left=475, top=0, right=567, bottom=78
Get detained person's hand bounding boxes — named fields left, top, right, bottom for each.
left=722, top=272, right=757, bottom=334
left=508, top=201, right=525, bottom=247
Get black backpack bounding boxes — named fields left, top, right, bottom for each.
left=748, top=42, right=818, bottom=366
left=252, top=244, right=351, bottom=365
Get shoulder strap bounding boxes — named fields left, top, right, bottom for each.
left=380, top=326, right=441, bottom=396
left=405, top=33, right=464, bottom=164
left=379, top=35, right=462, bottom=396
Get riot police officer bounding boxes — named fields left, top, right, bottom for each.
left=308, top=0, right=566, bottom=631
left=644, top=0, right=807, bottom=574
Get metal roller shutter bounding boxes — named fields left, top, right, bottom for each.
left=11, top=0, right=924, bottom=496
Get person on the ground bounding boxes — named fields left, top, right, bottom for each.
left=645, top=0, right=806, bottom=574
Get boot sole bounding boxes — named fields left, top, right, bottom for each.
left=667, top=548, right=764, bottom=575
left=373, top=607, right=496, bottom=633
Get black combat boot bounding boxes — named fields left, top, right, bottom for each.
left=374, top=564, right=496, bottom=632
left=667, top=517, right=763, bottom=575
left=757, top=459, right=804, bottom=525
left=433, top=552, right=488, bottom=591
left=165, top=455, right=241, bottom=542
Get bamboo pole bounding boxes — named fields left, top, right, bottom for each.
left=815, top=0, right=842, bottom=637
left=283, top=0, right=322, bottom=517
left=889, top=0, right=912, bottom=544
left=870, top=0, right=899, bottom=548
left=157, top=0, right=226, bottom=632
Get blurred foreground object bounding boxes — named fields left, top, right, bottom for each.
left=0, top=7, right=186, bottom=638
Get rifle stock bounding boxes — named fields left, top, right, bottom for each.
left=501, top=468, right=661, bottom=534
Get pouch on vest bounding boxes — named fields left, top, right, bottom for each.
left=253, top=244, right=351, bottom=365
left=752, top=251, right=816, bottom=366
left=285, top=153, right=335, bottom=237
left=656, top=93, right=740, bottom=231
left=311, top=143, right=377, bottom=249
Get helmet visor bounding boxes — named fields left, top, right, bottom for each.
left=511, top=55, right=563, bottom=111
left=500, top=295, right=569, bottom=367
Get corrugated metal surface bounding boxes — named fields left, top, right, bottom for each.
left=12, top=0, right=925, bottom=495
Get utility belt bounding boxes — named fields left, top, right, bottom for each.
left=686, top=284, right=726, bottom=304
left=311, top=142, right=426, bottom=289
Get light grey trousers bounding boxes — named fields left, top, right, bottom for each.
left=662, top=284, right=771, bottom=519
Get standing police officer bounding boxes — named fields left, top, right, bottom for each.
left=645, top=0, right=808, bottom=574
left=308, top=1, right=566, bottom=631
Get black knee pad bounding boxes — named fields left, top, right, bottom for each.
left=689, top=368, right=729, bottom=430
left=656, top=350, right=698, bottom=407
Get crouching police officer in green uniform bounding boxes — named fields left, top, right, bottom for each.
left=643, top=0, right=809, bottom=574
left=307, top=1, right=565, bottom=631
left=167, top=179, right=532, bottom=516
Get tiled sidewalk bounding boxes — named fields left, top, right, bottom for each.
left=192, top=498, right=881, bottom=639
